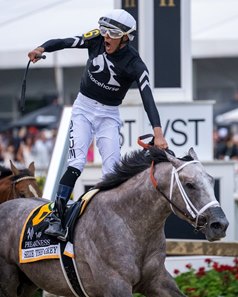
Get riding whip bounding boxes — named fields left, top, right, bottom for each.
left=19, top=54, right=46, bottom=112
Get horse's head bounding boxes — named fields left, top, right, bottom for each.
left=10, top=161, right=42, bottom=199
left=164, top=148, right=229, bottom=242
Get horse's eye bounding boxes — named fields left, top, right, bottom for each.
left=186, top=183, right=195, bottom=190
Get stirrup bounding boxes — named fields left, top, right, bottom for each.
left=44, top=226, right=65, bottom=237
left=45, top=211, right=60, bottom=222
left=44, top=216, right=65, bottom=238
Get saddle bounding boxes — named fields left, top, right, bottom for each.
left=60, top=188, right=99, bottom=241
left=19, top=188, right=99, bottom=297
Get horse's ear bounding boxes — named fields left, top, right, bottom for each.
left=28, top=162, right=35, bottom=176
left=188, top=147, right=199, bottom=160
left=164, top=150, right=181, bottom=168
left=10, top=160, right=19, bottom=176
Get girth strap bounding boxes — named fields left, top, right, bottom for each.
left=59, top=242, right=89, bottom=297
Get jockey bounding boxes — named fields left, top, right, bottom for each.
left=28, top=9, right=168, bottom=239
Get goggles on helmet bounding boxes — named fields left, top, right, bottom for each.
left=99, top=25, right=136, bottom=39
left=99, top=26, right=124, bottom=39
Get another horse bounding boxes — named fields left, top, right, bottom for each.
left=0, top=161, right=42, bottom=202
left=0, top=147, right=229, bottom=297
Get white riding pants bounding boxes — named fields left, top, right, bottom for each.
left=68, top=93, right=122, bottom=176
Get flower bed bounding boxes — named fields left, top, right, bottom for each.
left=174, top=258, right=238, bottom=297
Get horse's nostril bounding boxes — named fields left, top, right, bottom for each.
left=211, top=222, right=222, bottom=229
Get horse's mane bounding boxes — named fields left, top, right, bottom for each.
left=0, top=166, right=12, bottom=179
left=95, top=147, right=194, bottom=191
left=0, top=165, right=33, bottom=181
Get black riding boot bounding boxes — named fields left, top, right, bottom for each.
left=45, top=184, right=73, bottom=238
left=44, top=166, right=81, bottom=239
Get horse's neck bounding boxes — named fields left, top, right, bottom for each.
left=104, top=168, right=171, bottom=235
left=0, top=177, right=13, bottom=202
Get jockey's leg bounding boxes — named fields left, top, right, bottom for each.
left=44, top=166, right=81, bottom=238
left=96, top=117, right=121, bottom=176
left=45, top=101, right=93, bottom=239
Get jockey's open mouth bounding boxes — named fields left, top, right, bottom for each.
left=104, top=41, right=111, bottom=52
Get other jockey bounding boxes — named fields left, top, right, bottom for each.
left=28, top=9, right=168, bottom=239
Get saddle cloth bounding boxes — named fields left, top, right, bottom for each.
left=19, top=188, right=99, bottom=263
left=19, top=202, right=58, bottom=263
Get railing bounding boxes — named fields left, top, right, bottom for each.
left=166, top=239, right=238, bottom=256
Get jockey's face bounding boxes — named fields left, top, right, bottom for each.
left=104, top=34, right=128, bottom=54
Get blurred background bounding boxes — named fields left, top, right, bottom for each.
left=1, top=0, right=238, bottom=174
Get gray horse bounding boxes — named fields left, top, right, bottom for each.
left=0, top=147, right=229, bottom=297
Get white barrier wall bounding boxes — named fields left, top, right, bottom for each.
left=165, top=256, right=235, bottom=276
left=204, top=161, right=236, bottom=241
left=94, top=101, right=214, bottom=162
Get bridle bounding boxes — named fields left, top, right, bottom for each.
left=137, top=134, right=220, bottom=231
left=150, top=160, right=220, bottom=230
left=11, top=176, right=37, bottom=199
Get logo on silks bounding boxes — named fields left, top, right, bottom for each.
left=19, top=203, right=60, bottom=263
left=88, top=53, right=120, bottom=91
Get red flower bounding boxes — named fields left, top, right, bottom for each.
left=186, top=287, right=196, bottom=292
left=186, top=263, right=192, bottom=269
left=212, top=261, right=219, bottom=271
left=196, top=267, right=206, bottom=277
left=205, top=258, right=212, bottom=264
left=174, top=269, right=180, bottom=275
